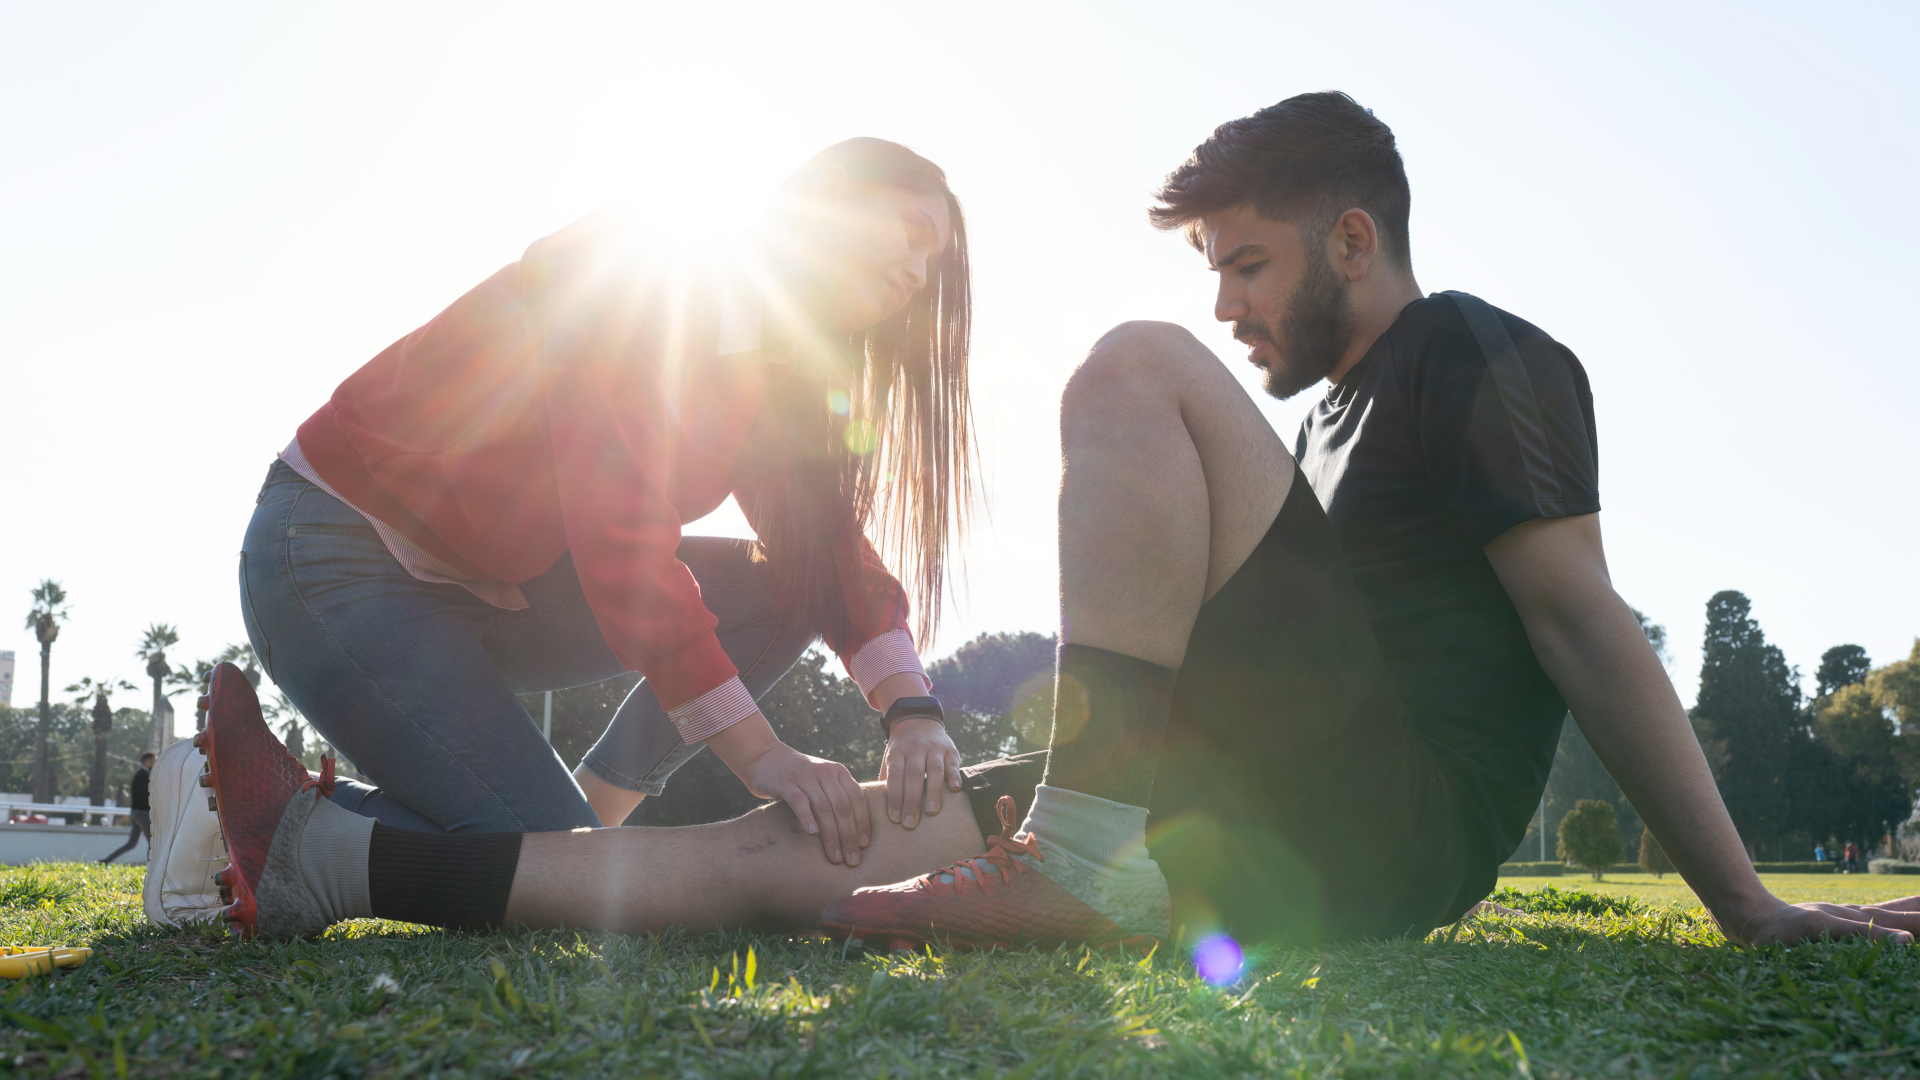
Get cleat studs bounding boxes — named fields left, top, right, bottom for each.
left=197, top=774, right=212, bottom=788
left=207, top=796, right=218, bottom=813
left=197, top=695, right=211, bottom=712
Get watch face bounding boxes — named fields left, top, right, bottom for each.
left=884, top=697, right=942, bottom=731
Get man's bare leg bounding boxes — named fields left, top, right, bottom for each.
left=1059, top=320, right=1294, bottom=667
left=502, top=783, right=985, bottom=933
left=814, top=322, right=1302, bottom=949
left=194, top=658, right=988, bottom=941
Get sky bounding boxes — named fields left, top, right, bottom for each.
left=2, top=0, right=1915, bottom=722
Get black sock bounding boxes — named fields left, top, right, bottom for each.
left=1039, top=644, right=1177, bottom=808
left=366, top=823, right=524, bottom=931
left=960, top=750, right=1049, bottom=836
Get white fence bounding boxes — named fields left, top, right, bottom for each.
left=0, top=822, right=144, bottom=865
left=0, top=795, right=127, bottom=827
left=0, top=797, right=144, bottom=866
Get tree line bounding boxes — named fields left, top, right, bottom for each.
left=519, top=630, right=1057, bottom=827
left=8, top=572, right=1057, bottom=819
left=8, top=579, right=329, bottom=806
left=16, top=572, right=1915, bottom=854
left=1520, top=590, right=1920, bottom=865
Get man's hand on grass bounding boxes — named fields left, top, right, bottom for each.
left=879, top=717, right=962, bottom=830
left=1731, top=896, right=1920, bottom=945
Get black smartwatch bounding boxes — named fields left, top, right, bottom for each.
left=881, top=696, right=944, bottom=740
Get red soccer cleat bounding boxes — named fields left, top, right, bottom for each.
left=817, top=795, right=1159, bottom=952
left=193, top=662, right=333, bottom=940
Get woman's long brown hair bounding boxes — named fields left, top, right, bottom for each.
left=748, top=138, right=973, bottom=650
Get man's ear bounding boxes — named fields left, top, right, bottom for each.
left=1331, top=207, right=1379, bottom=282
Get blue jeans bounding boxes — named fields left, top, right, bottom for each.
left=238, top=460, right=815, bottom=833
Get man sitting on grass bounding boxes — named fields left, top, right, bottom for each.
left=818, top=91, right=1920, bottom=951
left=185, top=93, right=1920, bottom=950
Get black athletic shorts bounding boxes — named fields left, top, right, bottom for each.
left=965, top=477, right=1483, bottom=946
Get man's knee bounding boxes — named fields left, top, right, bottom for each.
left=1064, top=321, right=1210, bottom=420
left=1092, top=319, right=1204, bottom=358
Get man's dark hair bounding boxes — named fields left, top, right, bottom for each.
left=1150, top=92, right=1411, bottom=267
left=139, top=752, right=155, bottom=764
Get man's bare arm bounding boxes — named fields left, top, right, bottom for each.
left=1485, top=513, right=1917, bottom=945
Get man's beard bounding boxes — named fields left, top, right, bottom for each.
left=1235, top=257, right=1357, bottom=401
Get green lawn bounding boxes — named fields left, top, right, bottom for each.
left=6, top=864, right=1920, bottom=1077
left=1500, top=871, right=1920, bottom=909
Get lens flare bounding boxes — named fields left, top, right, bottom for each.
left=827, top=389, right=851, bottom=416
left=843, top=420, right=878, bottom=455
left=1192, top=934, right=1244, bottom=985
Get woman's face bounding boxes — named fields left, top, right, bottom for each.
left=787, top=169, right=952, bottom=333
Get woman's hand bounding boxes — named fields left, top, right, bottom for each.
left=880, top=717, right=963, bottom=830
left=706, top=710, right=870, bottom=867
left=744, top=742, right=871, bottom=867
left=1727, top=895, right=1920, bottom=945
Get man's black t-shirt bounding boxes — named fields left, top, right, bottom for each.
left=1294, top=291, right=1599, bottom=873
left=130, top=767, right=150, bottom=812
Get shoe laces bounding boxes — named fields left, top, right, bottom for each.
left=921, top=795, right=1042, bottom=895
left=299, top=757, right=336, bottom=798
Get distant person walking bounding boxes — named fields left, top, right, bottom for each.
left=1815, top=843, right=1826, bottom=863
left=100, top=752, right=155, bottom=864
left=1845, top=841, right=1862, bottom=874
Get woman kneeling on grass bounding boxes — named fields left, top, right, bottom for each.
left=206, top=140, right=975, bottom=910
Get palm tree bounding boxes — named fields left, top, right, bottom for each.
left=24, top=580, right=70, bottom=803
left=136, top=623, right=182, bottom=753
left=216, top=643, right=263, bottom=689
left=264, top=691, right=306, bottom=761
left=68, top=676, right=135, bottom=809
left=168, top=643, right=263, bottom=731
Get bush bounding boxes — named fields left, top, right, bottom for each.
left=1487, top=884, right=1644, bottom=918
left=520, top=641, right=1044, bottom=829
left=1752, top=862, right=1839, bottom=874
left=1639, top=827, right=1673, bottom=878
left=1869, top=859, right=1920, bottom=875
left=1558, top=799, right=1626, bottom=880
left=1497, top=862, right=1564, bottom=877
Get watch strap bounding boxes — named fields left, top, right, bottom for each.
left=881, top=696, right=943, bottom=739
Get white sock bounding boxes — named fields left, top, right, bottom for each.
left=1020, top=785, right=1153, bottom=871
left=1017, top=785, right=1169, bottom=938
left=300, top=798, right=374, bottom=922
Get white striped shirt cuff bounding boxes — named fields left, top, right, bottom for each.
left=668, top=676, right=758, bottom=744
left=846, top=628, right=930, bottom=706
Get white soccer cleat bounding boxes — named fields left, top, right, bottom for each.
left=142, top=731, right=229, bottom=927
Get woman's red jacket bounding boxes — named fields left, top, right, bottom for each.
left=294, top=217, right=912, bottom=712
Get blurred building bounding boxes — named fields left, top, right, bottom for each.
left=0, top=651, right=13, bottom=707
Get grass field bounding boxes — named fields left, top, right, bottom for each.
left=1498, top=871, right=1920, bottom=909
left=5, top=865, right=1920, bottom=1078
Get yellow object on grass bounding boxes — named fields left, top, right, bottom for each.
left=0, top=946, right=92, bottom=978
